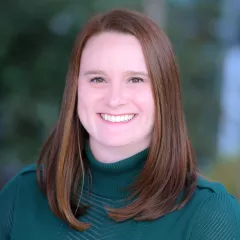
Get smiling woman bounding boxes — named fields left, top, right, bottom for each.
left=0, top=8, right=240, bottom=240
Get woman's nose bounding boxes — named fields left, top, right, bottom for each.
left=105, top=84, right=128, bottom=108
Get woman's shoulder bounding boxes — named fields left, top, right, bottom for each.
left=18, top=163, right=37, bottom=174
left=190, top=175, right=240, bottom=219
left=0, top=163, right=41, bottom=209
left=0, top=164, right=39, bottom=239
left=185, top=174, right=237, bottom=203
left=2, top=163, right=37, bottom=187
left=185, top=175, right=240, bottom=239
left=193, top=175, right=231, bottom=198
left=17, top=163, right=38, bottom=178
left=1, top=164, right=38, bottom=192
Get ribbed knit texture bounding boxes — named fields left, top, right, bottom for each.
left=1, top=145, right=240, bottom=240
left=189, top=193, right=240, bottom=239
left=0, top=175, right=18, bottom=239
left=83, top=142, right=148, bottom=199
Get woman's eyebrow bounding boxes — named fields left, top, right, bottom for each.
left=123, top=70, right=149, bottom=77
left=83, top=70, right=149, bottom=77
left=83, top=70, right=106, bottom=76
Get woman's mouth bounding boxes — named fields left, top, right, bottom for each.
left=99, top=113, right=137, bottom=123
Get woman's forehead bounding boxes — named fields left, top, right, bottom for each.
left=80, top=32, right=147, bottom=74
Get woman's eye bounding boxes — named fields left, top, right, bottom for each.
left=90, top=77, right=105, bottom=83
left=129, top=77, right=144, bottom=83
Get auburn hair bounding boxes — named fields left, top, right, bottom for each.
left=37, top=8, right=197, bottom=231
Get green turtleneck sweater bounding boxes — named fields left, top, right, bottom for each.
left=1, top=146, right=240, bottom=240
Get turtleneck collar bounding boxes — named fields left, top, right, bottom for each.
left=83, top=142, right=149, bottom=199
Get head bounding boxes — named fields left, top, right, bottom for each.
left=37, top=9, right=197, bottom=231
left=77, top=31, right=155, bottom=162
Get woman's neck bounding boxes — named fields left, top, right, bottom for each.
left=83, top=141, right=149, bottom=199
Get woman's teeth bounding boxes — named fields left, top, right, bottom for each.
left=100, top=114, right=136, bottom=123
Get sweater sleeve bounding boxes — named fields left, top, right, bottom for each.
left=0, top=175, right=20, bottom=240
left=189, top=192, right=240, bottom=240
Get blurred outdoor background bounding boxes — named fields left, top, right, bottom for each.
left=0, top=0, right=239, bottom=199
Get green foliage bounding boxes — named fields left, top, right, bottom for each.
left=167, top=0, right=222, bottom=165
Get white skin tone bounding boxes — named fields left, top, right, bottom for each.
left=78, top=32, right=155, bottom=163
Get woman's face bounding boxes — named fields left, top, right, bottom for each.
left=78, top=32, right=154, bottom=151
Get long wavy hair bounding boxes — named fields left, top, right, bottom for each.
left=37, top=8, right=198, bottom=231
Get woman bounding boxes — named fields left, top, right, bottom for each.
left=1, top=9, right=239, bottom=240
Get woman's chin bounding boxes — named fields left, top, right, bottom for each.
left=99, top=138, right=132, bottom=148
